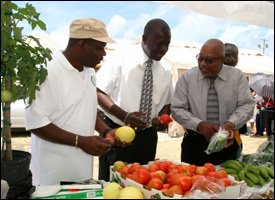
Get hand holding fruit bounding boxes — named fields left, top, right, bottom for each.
left=152, top=114, right=172, bottom=131
left=115, top=126, right=136, bottom=144
left=124, top=112, right=147, bottom=131
left=159, top=114, right=172, bottom=126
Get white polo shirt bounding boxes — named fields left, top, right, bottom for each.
left=25, top=51, right=97, bottom=186
left=96, top=44, right=174, bottom=126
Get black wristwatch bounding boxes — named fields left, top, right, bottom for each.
left=100, top=127, right=111, bottom=137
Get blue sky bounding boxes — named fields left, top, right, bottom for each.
left=15, top=1, right=274, bottom=58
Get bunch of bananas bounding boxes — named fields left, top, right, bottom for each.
left=220, top=160, right=274, bottom=187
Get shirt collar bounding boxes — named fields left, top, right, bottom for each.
left=198, top=64, right=227, bottom=82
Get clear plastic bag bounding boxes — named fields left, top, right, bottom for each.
left=205, top=127, right=230, bottom=155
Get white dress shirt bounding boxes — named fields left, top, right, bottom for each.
left=25, top=51, right=97, bottom=186
left=96, top=43, right=174, bottom=126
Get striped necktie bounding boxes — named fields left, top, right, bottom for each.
left=206, top=77, right=219, bottom=124
left=139, top=59, right=153, bottom=123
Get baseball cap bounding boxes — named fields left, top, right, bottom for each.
left=69, top=18, right=115, bottom=43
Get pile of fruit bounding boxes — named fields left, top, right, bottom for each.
left=103, top=182, right=144, bottom=199
left=113, top=160, right=234, bottom=197
left=220, top=159, right=274, bottom=187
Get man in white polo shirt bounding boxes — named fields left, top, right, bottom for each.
left=25, top=18, right=118, bottom=186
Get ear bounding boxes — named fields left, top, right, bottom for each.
left=142, top=34, right=147, bottom=44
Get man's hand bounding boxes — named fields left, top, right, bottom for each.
left=151, top=117, right=168, bottom=131
left=124, top=112, right=147, bottom=131
left=222, top=121, right=235, bottom=148
left=197, top=121, right=219, bottom=141
left=78, top=136, right=111, bottom=156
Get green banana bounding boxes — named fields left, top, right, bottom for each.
left=238, top=170, right=246, bottom=181
left=257, top=174, right=267, bottom=186
left=258, top=166, right=270, bottom=181
left=245, top=172, right=259, bottom=185
left=224, top=168, right=238, bottom=174
left=246, top=165, right=260, bottom=175
left=229, top=173, right=240, bottom=181
left=220, top=160, right=243, bottom=171
left=262, top=166, right=274, bottom=178
left=244, top=176, right=256, bottom=187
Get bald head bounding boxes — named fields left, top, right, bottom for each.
left=142, top=18, right=171, bottom=61
left=143, top=18, right=170, bottom=37
left=198, top=39, right=225, bottom=78
left=202, top=39, right=225, bottom=57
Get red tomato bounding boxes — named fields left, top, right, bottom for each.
left=128, top=162, right=141, bottom=174
left=159, top=114, right=172, bottom=125
left=220, top=177, right=231, bottom=187
left=148, top=163, right=159, bottom=172
left=169, top=185, right=184, bottom=195
left=204, top=163, right=216, bottom=172
left=195, top=166, right=209, bottom=175
left=167, top=173, right=183, bottom=186
left=206, top=171, right=219, bottom=179
left=117, top=165, right=129, bottom=177
left=150, top=171, right=162, bottom=180
left=147, top=178, right=163, bottom=190
left=216, top=169, right=228, bottom=179
left=191, top=175, right=205, bottom=185
left=157, top=162, right=169, bottom=173
left=178, top=176, right=192, bottom=191
left=162, top=183, right=171, bottom=189
left=135, top=168, right=151, bottom=185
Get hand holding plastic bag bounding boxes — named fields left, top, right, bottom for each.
left=205, top=127, right=230, bottom=154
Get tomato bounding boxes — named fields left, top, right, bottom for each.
left=146, top=178, right=163, bottom=190
left=117, top=165, right=129, bottom=177
left=150, top=172, right=162, bottom=180
left=159, top=114, right=172, bottom=125
left=195, top=166, right=209, bottom=175
left=169, top=185, right=184, bottom=195
left=162, top=183, right=171, bottom=189
left=167, top=173, right=183, bottom=186
left=135, top=168, right=151, bottom=185
left=216, top=169, right=228, bottom=179
left=191, top=175, right=205, bottom=185
left=155, top=170, right=166, bottom=182
left=204, top=163, right=216, bottom=172
left=219, top=177, right=231, bottom=187
left=148, top=163, right=159, bottom=172
left=206, top=171, right=219, bottom=179
left=128, top=162, right=141, bottom=174
left=157, top=161, right=169, bottom=173
left=178, top=176, right=192, bottom=191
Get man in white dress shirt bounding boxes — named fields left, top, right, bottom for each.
left=25, top=18, right=119, bottom=186
left=96, top=18, right=174, bottom=181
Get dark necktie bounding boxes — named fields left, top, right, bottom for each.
left=139, top=59, right=153, bottom=123
left=206, top=77, right=219, bottom=124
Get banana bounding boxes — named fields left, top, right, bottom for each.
left=258, top=166, right=270, bottom=181
left=257, top=174, right=267, bottom=186
left=229, top=173, right=240, bottom=181
left=262, top=166, right=274, bottom=178
left=245, top=172, right=259, bottom=185
left=246, top=165, right=260, bottom=175
left=244, top=176, right=256, bottom=187
left=220, top=160, right=243, bottom=171
left=224, top=168, right=238, bottom=174
left=238, top=170, right=246, bottom=181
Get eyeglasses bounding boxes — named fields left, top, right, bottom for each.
left=196, top=54, right=223, bottom=64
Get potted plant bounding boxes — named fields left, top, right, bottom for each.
left=1, top=1, right=52, bottom=198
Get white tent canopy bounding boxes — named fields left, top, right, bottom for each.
left=158, top=1, right=274, bottom=29
left=163, top=41, right=274, bottom=78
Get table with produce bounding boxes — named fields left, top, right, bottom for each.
left=31, top=124, right=274, bottom=199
